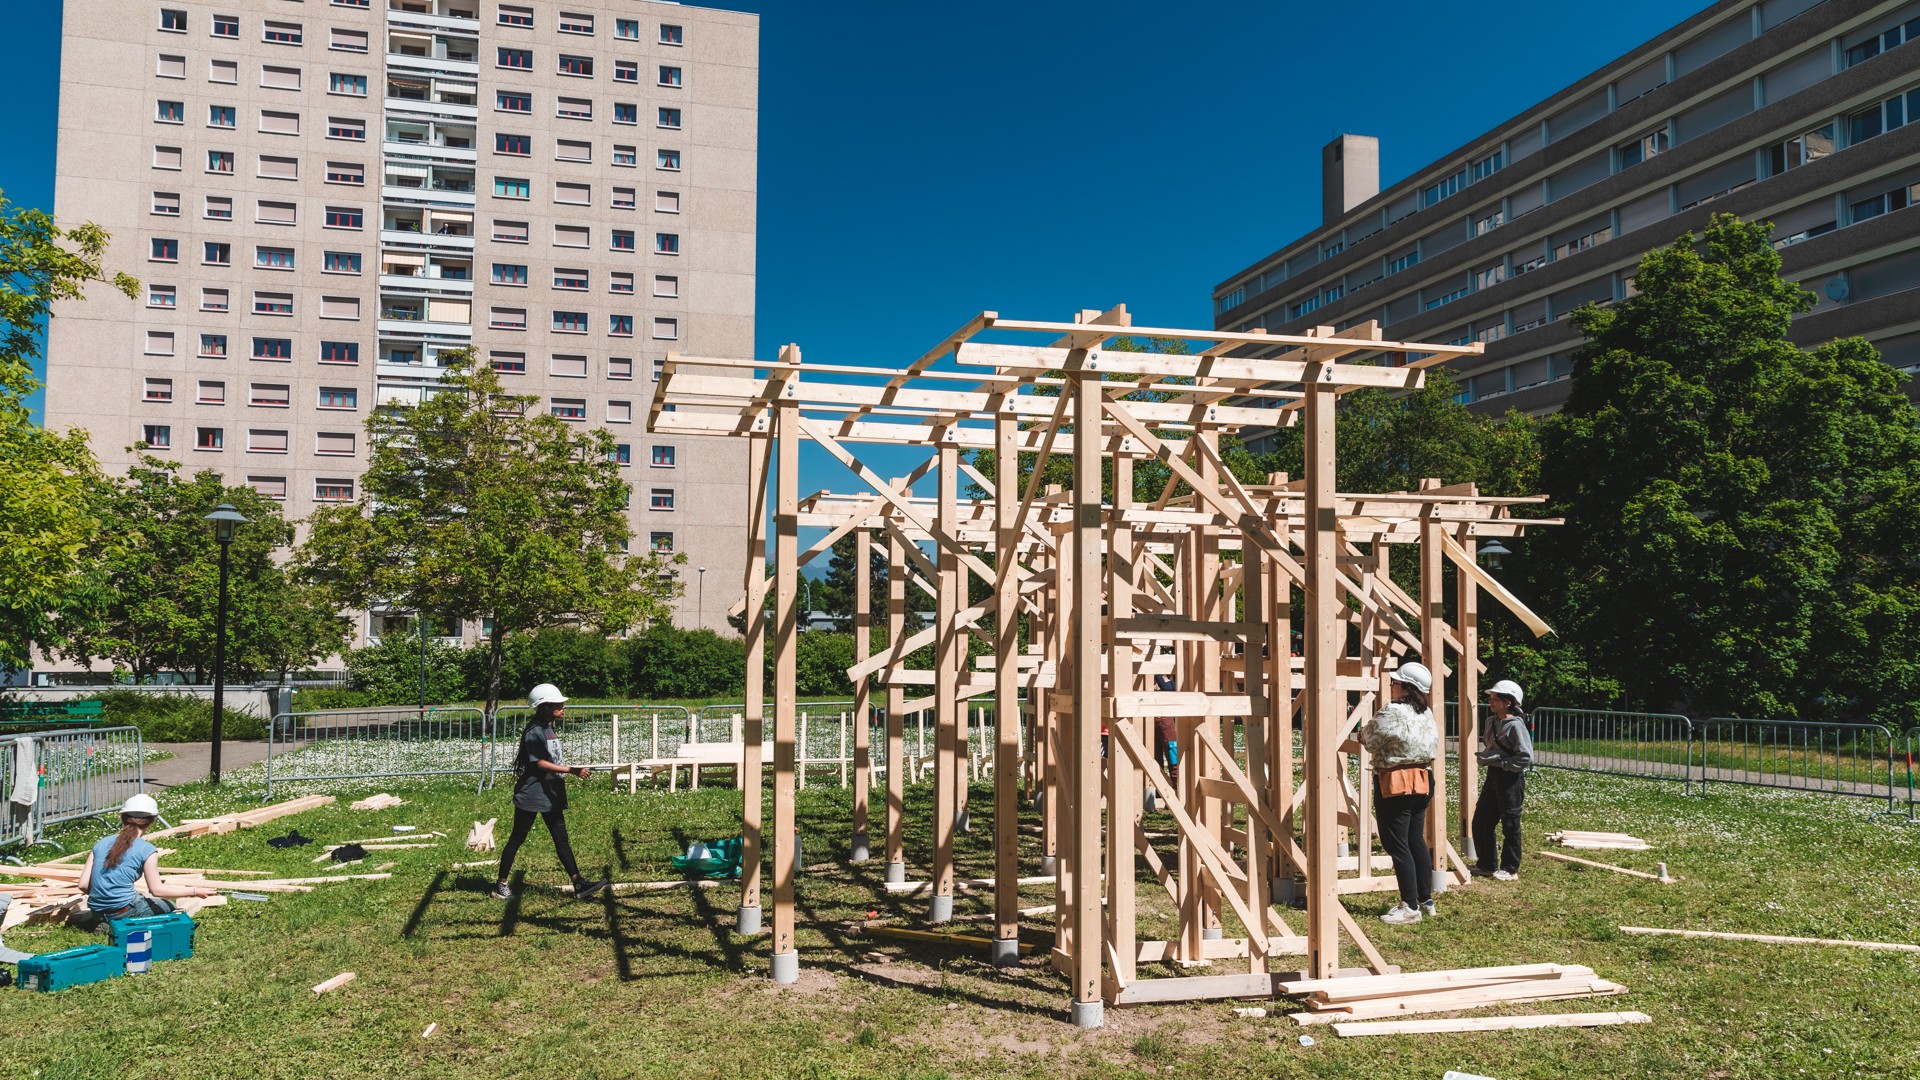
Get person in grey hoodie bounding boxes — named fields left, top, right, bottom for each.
left=1472, top=679, right=1533, bottom=880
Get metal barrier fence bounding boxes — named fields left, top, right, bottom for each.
left=491, top=705, right=693, bottom=779
left=264, top=706, right=492, bottom=799
left=0, top=726, right=150, bottom=852
left=1697, top=717, right=1897, bottom=810
left=687, top=702, right=1009, bottom=789
left=1529, top=708, right=1696, bottom=786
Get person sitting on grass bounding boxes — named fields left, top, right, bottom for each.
left=1473, top=679, right=1534, bottom=881
left=493, top=683, right=609, bottom=901
left=77, top=794, right=216, bottom=926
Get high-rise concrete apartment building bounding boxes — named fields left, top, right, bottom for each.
left=1213, top=0, right=1920, bottom=445
left=47, top=0, right=757, bottom=636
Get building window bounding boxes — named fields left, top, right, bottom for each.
left=493, top=263, right=529, bottom=285
left=649, top=488, right=674, bottom=510
left=329, top=28, right=368, bottom=52
left=1767, top=124, right=1835, bottom=176
left=1618, top=129, right=1670, bottom=169
left=1422, top=170, right=1466, bottom=208
left=556, top=139, right=592, bottom=163
left=196, top=427, right=224, bottom=450
left=330, top=73, right=368, bottom=96
left=658, top=107, right=681, bottom=130
left=247, top=429, right=289, bottom=453
left=256, top=246, right=296, bottom=269
left=612, top=102, right=637, bottom=126
left=490, top=307, right=527, bottom=330
left=257, top=154, right=298, bottom=180
left=200, top=287, right=229, bottom=312
left=199, top=334, right=227, bottom=357
left=498, top=4, right=533, bottom=27
left=553, top=268, right=588, bottom=290
left=203, top=242, right=232, bottom=265
left=142, top=424, right=172, bottom=449
left=1850, top=181, right=1920, bottom=224
left=201, top=195, right=232, bottom=220
left=611, top=443, right=632, bottom=464
left=148, top=285, right=177, bottom=309
left=153, top=145, right=183, bottom=170
left=556, top=94, right=593, bottom=118
left=614, top=60, right=638, bottom=83
left=1845, top=17, right=1920, bottom=66
left=491, top=351, right=527, bottom=374
left=551, top=397, right=587, bottom=420
left=1848, top=88, right=1920, bottom=145
left=152, top=191, right=180, bottom=216
left=610, top=272, right=635, bottom=294
left=611, top=187, right=637, bottom=210
left=558, top=12, right=594, bottom=34
left=207, top=150, right=235, bottom=173
left=198, top=380, right=227, bottom=405
left=550, top=354, right=589, bottom=378
left=650, top=531, right=674, bottom=553
left=145, top=331, right=175, bottom=356
left=496, top=132, right=531, bottom=156
left=614, top=17, right=639, bottom=39
left=322, top=250, right=362, bottom=274
left=1387, top=250, right=1420, bottom=276
left=652, top=357, right=665, bottom=382
left=655, top=191, right=680, bottom=214
left=156, top=99, right=184, bottom=123
left=150, top=238, right=179, bottom=262
left=1474, top=210, right=1505, bottom=237
left=211, top=14, right=238, bottom=38
left=610, top=314, right=633, bottom=336
left=144, top=378, right=174, bottom=402
left=317, top=387, right=358, bottom=409
left=654, top=233, right=678, bottom=255
left=651, top=445, right=675, bottom=467
left=658, top=66, right=682, bottom=88
left=497, top=90, right=531, bottom=113
left=612, top=230, right=636, bottom=251
left=320, top=341, right=359, bottom=364
left=494, top=176, right=530, bottom=199
left=660, top=24, right=683, bottom=45
left=557, top=55, right=592, bottom=77
left=656, top=149, right=681, bottom=171
left=654, top=275, right=679, bottom=298
left=253, top=336, right=293, bottom=359
left=652, top=318, right=678, bottom=340
left=262, top=21, right=302, bottom=45
left=492, top=219, right=529, bottom=243
left=1470, top=150, right=1504, bottom=183
left=160, top=8, right=187, bottom=32
left=248, top=476, right=287, bottom=501
left=553, top=310, right=588, bottom=333
left=608, top=356, right=633, bottom=380
left=497, top=48, right=532, bottom=70
left=326, top=161, right=364, bottom=185
left=315, top=479, right=355, bottom=502
left=554, top=224, right=589, bottom=247
left=250, top=383, right=291, bottom=408
left=612, top=145, right=637, bottom=167
left=157, top=53, right=187, bottom=78
left=325, top=207, right=364, bottom=229
left=328, top=118, right=366, bottom=141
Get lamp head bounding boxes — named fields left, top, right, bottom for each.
left=1477, top=538, right=1512, bottom=569
left=203, top=503, right=250, bottom=545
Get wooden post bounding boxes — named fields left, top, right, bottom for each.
left=1240, top=518, right=1271, bottom=971
left=991, top=413, right=1022, bottom=966
left=885, top=519, right=908, bottom=885
left=1419, top=501, right=1449, bottom=894
left=1455, top=523, right=1480, bottom=863
left=769, top=357, right=801, bottom=984
left=1302, top=376, right=1341, bottom=978
left=1107, top=453, right=1139, bottom=990
left=738, top=430, right=770, bottom=936
left=929, top=445, right=960, bottom=924
left=1067, top=367, right=1104, bottom=1028
left=852, top=528, right=873, bottom=859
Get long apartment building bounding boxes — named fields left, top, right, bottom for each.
left=1213, top=0, right=1920, bottom=445
left=47, top=0, right=757, bottom=638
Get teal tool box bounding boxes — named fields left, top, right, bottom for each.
left=109, top=912, right=196, bottom=962
left=15, top=945, right=123, bottom=992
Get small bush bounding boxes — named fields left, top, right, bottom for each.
left=346, top=632, right=472, bottom=706
left=84, top=690, right=267, bottom=742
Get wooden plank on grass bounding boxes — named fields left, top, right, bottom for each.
left=1537, top=850, right=1675, bottom=882
left=1618, top=927, right=1920, bottom=953
left=1333, top=1010, right=1651, bottom=1036
left=1112, top=972, right=1275, bottom=1006
left=1281, top=963, right=1567, bottom=997
left=311, top=972, right=356, bottom=994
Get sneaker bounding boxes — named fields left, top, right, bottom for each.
left=1420, top=900, right=1437, bottom=919
left=572, top=877, right=610, bottom=900
left=1379, top=903, right=1422, bottom=925
left=1492, top=869, right=1519, bottom=882
left=490, top=881, right=513, bottom=900
left=1472, top=864, right=1497, bottom=877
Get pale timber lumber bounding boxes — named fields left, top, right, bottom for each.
left=311, top=972, right=357, bottom=994
left=1536, top=850, right=1676, bottom=882
left=1618, top=926, right=1920, bottom=952
left=1332, top=1010, right=1652, bottom=1037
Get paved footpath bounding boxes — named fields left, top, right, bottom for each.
left=142, top=740, right=272, bottom=788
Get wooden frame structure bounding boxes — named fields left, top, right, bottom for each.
left=649, top=307, right=1556, bottom=1025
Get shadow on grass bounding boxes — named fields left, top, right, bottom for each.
left=401, top=868, right=448, bottom=939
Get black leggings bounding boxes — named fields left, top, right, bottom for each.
left=1374, top=775, right=1433, bottom=907
left=497, top=808, right=580, bottom=882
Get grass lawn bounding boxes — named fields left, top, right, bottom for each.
left=4, top=764, right=1918, bottom=1079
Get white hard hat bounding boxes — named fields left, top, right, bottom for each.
left=1389, top=661, right=1433, bottom=694
left=528, top=683, right=568, bottom=708
left=122, top=794, right=160, bottom=818
left=1488, top=679, right=1525, bottom=707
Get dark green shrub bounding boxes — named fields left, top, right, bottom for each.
left=623, top=625, right=745, bottom=699
left=491, top=627, right=624, bottom=700
left=345, top=632, right=473, bottom=706
left=83, top=690, right=267, bottom=742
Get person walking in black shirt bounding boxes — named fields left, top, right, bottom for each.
left=493, top=683, right=609, bottom=900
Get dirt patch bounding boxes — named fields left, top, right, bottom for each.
left=850, top=960, right=940, bottom=989
left=762, top=967, right=841, bottom=996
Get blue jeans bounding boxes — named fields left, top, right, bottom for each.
left=89, top=894, right=176, bottom=930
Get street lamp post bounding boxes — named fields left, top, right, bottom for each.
left=1477, top=539, right=1512, bottom=674
left=203, top=503, right=250, bottom=785
left=697, top=566, right=707, bottom=626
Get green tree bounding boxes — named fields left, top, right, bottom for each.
left=0, top=194, right=139, bottom=670
left=301, top=350, right=683, bottom=715
left=814, top=533, right=887, bottom=625
left=60, top=457, right=348, bottom=681
left=1536, top=214, right=1920, bottom=723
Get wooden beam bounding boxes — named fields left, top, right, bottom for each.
left=1618, top=927, right=1920, bottom=952
left=1332, top=1011, right=1652, bottom=1037
left=1536, top=850, right=1676, bottom=882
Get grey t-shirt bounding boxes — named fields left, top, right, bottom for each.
left=512, top=721, right=567, bottom=811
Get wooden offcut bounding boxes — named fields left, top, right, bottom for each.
left=1332, top=1010, right=1652, bottom=1037
left=311, top=972, right=357, bottom=995
left=1536, top=850, right=1676, bottom=882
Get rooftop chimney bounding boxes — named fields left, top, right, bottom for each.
left=1322, top=135, right=1379, bottom=225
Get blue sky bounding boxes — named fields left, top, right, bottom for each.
left=3, top=0, right=1694, bottom=496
